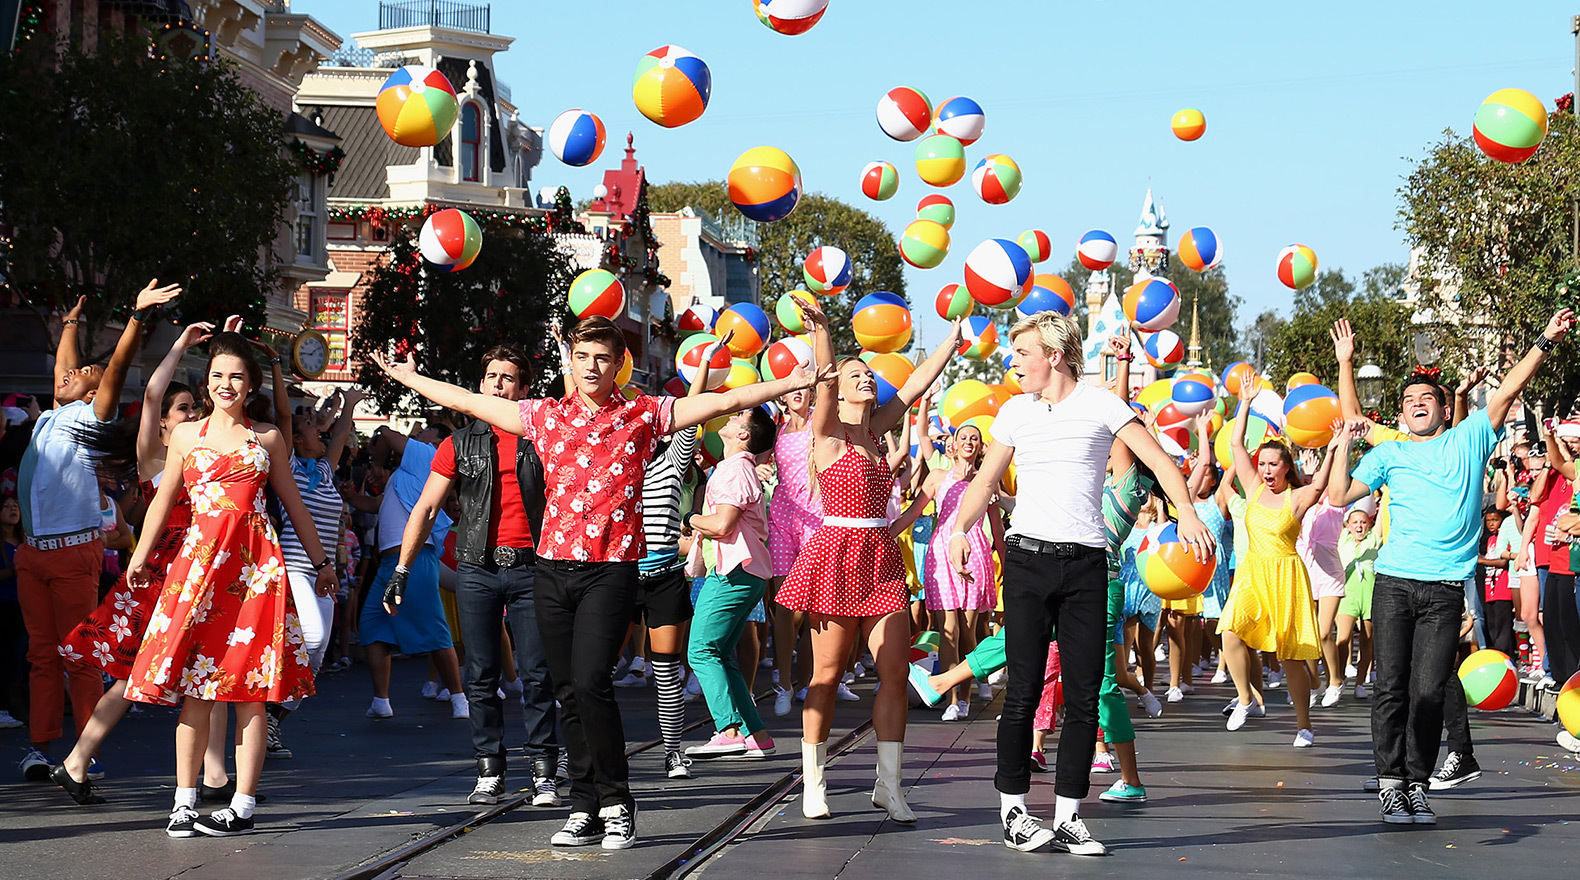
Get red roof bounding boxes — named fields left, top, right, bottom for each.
left=588, top=132, right=644, bottom=219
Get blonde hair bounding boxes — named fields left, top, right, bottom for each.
left=1008, top=312, right=1084, bottom=379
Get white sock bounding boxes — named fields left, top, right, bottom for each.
left=1053, top=795, right=1080, bottom=826
left=370, top=697, right=392, bottom=712
left=230, top=792, right=257, bottom=819
left=174, top=787, right=197, bottom=810
left=999, top=792, right=1026, bottom=822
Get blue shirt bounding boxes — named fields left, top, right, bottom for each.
left=16, top=400, right=109, bottom=539
left=1350, top=410, right=1501, bottom=582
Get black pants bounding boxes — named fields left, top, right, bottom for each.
left=1371, top=574, right=1463, bottom=785
left=0, top=600, right=25, bottom=715
left=535, top=559, right=639, bottom=813
left=1542, top=572, right=1580, bottom=687
left=1483, top=598, right=1515, bottom=655
left=456, top=561, right=558, bottom=766
left=996, top=542, right=1108, bottom=800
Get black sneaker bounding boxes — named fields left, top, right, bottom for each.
left=195, top=807, right=255, bottom=836
left=198, top=780, right=268, bottom=804
left=1406, top=783, right=1436, bottom=825
left=1002, top=805, right=1056, bottom=852
left=1378, top=787, right=1413, bottom=825
left=1428, top=752, right=1481, bottom=790
left=531, top=756, right=561, bottom=807
left=551, top=812, right=604, bottom=846
left=665, top=750, right=692, bottom=779
left=167, top=805, right=201, bottom=838
left=1050, top=814, right=1107, bottom=856
left=601, top=802, right=637, bottom=850
left=266, top=716, right=293, bottom=760
left=468, top=775, right=504, bottom=805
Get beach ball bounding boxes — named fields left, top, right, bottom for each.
left=933, top=96, right=986, bottom=146
left=1221, top=361, right=1257, bottom=396
left=1142, top=329, right=1186, bottom=371
left=676, top=333, right=732, bottom=390
left=964, top=238, right=1034, bottom=308
left=1285, top=371, right=1319, bottom=392
left=1171, top=374, right=1216, bottom=417
left=614, top=350, right=634, bottom=387
left=957, top=316, right=999, bottom=361
left=1277, top=244, right=1319, bottom=290
left=1177, top=226, right=1222, bottom=271
left=547, top=109, right=607, bottom=167
left=861, top=161, right=900, bottom=201
left=1077, top=230, right=1118, bottom=271
left=1123, top=277, right=1181, bottom=331
left=1558, top=670, right=1580, bottom=735
left=1473, top=88, right=1548, bottom=164
left=1002, top=367, right=1022, bottom=394
left=1457, top=649, right=1518, bottom=711
left=803, top=246, right=853, bottom=295
left=715, top=302, right=772, bottom=357
left=699, top=414, right=731, bottom=466
left=1171, top=108, right=1206, bottom=141
left=663, top=375, right=689, bottom=397
left=755, top=0, right=829, bottom=35
left=1214, top=414, right=1278, bottom=470
left=868, top=352, right=915, bottom=406
left=719, top=358, right=761, bottom=393
left=939, top=379, right=1001, bottom=427
left=774, top=289, right=818, bottom=333
left=1282, top=384, right=1341, bottom=448
left=376, top=65, right=459, bottom=147
left=1017, top=274, right=1075, bottom=319
left=418, top=208, right=482, bottom=272
left=1137, top=522, right=1216, bottom=600
left=729, top=146, right=802, bottom=222
left=760, top=335, right=814, bottom=382
left=1018, top=229, right=1053, bottom=263
left=633, top=45, right=711, bottom=128
left=972, top=154, right=1022, bottom=204
left=565, top=268, right=625, bottom=319
left=876, top=86, right=933, bottom=141
left=935, top=283, right=973, bottom=320
left=679, top=302, right=718, bottom=335
left=853, top=292, right=913, bottom=353
left=914, top=134, right=967, bottom=186
left=917, top=194, right=955, bottom=229
left=899, top=219, right=951, bottom=269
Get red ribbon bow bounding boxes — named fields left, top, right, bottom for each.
left=1408, top=366, right=1442, bottom=381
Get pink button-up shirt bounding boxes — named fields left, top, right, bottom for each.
left=686, top=451, right=772, bottom=579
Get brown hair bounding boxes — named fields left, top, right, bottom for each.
left=202, top=332, right=263, bottom=411
left=1255, top=439, right=1305, bottom=488
left=567, top=316, right=627, bottom=359
left=480, top=344, right=532, bottom=378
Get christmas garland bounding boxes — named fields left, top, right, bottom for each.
left=12, top=3, right=42, bottom=50
left=1557, top=93, right=1574, bottom=115
left=292, top=140, right=346, bottom=176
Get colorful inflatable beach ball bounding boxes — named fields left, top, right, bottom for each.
left=1221, top=361, right=1257, bottom=396
left=678, top=302, right=718, bottom=335
left=1171, top=108, right=1206, bottom=141
left=547, top=109, right=606, bottom=167
left=1214, top=414, right=1278, bottom=470
left=1138, top=522, right=1216, bottom=600
left=774, top=289, right=818, bottom=333
left=1558, top=670, right=1580, bottom=735
left=719, top=358, right=762, bottom=393
left=1136, top=378, right=1173, bottom=412
left=1177, top=226, right=1222, bottom=271
left=418, top=208, right=482, bottom=272
left=663, top=375, right=689, bottom=397
left=917, top=194, right=955, bottom=229
left=899, top=219, right=951, bottom=269
left=933, top=96, right=986, bottom=146
left=567, top=268, right=625, bottom=319
left=1282, top=383, right=1341, bottom=448
left=760, top=335, right=814, bottom=382
left=914, top=134, right=967, bottom=187
left=633, top=45, right=712, bottom=128
left=1002, top=367, right=1022, bottom=394
left=956, top=316, right=999, bottom=361
left=1077, top=229, right=1118, bottom=271
left=676, top=333, right=733, bottom=390
left=1277, top=244, right=1319, bottom=290
left=1142, top=329, right=1186, bottom=371
left=728, top=146, right=802, bottom=222
left=1285, top=371, right=1319, bottom=392
left=939, top=379, right=999, bottom=427
left=877, top=86, right=933, bottom=142
left=972, top=154, right=1022, bottom=204
left=754, top=0, right=829, bottom=35
left=1017, top=274, right=1075, bottom=319
left=1457, top=649, right=1518, bottom=711
left=861, top=161, right=900, bottom=201
left=699, top=414, right=731, bottom=466
left=1171, top=374, right=1216, bottom=417
left=935, top=283, right=973, bottom=320
left=614, top=350, right=634, bottom=387
left=714, top=302, right=773, bottom=357
left=853, top=292, right=913, bottom=353
left=1473, top=88, right=1548, bottom=164
left=802, top=245, right=853, bottom=295
left=868, top=352, right=915, bottom=407
left=964, top=238, right=1034, bottom=308
left=1123, top=277, right=1181, bottom=332
left=376, top=65, right=459, bottom=148
left=1018, top=229, right=1053, bottom=263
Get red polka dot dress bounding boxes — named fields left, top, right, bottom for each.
left=777, top=431, right=908, bottom=617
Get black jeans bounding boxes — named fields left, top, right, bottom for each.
left=1371, top=574, right=1463, bottom=784
left=996, top=542, right=1108, bottom=800
left=456, top=561, right=558, bottom=766
left=1542, top=572, right=1580, bottom=687
left=535, top=559, right=639, bottom=813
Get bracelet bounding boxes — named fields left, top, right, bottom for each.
left=62, top=319, right=80, bottom=326
left=950, top=530, right=969, bottom=541
left=312, top=557, right=333, bottom=571
left=684, top=512, right=697, bottom=530
left=1115, top=354, right=1134, bottom=362
left=1536, top=334, right=1558, bottom=352
left=268, top=356, right=282, bottom=367
left=131, top=307, right=153, bottom=323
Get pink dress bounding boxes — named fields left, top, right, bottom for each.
left=769, top=427, right=821, bottom=578
left=1297, top=501, right=1346, bottom=600
left=1034, top=642, right=1063, bottom=732
left=923, top=471, right=995, bottom=612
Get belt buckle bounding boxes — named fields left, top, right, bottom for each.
left=493, top=546, right=517, bottom=567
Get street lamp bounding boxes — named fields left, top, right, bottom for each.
left=1412, top=331, right=1442, bottom=367
left=1357, top=362, right=1385, bottom=409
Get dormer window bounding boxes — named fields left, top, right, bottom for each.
left=460, top=103, right=481, bottom=182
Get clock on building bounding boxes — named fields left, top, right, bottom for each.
left=291, top=330, right=331, bottom=379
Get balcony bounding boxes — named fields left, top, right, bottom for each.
left=378, top=1, right=491, bottom=34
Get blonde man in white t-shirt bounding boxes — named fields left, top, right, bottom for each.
left=948, top=313, right=1214, bottom=856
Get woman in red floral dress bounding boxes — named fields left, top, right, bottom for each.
left=124, top=333, right=336, bottom=838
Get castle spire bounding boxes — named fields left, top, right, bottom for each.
left=1187, top=294, right=1202, bottom=368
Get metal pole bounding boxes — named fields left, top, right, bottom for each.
left=1573, top=14, right=1580, bottom=105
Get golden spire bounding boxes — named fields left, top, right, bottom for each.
left=1186, top=294, right=1202, bottom=368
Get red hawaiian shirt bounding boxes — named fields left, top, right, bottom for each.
left=518, top=393, right=676, bottom=562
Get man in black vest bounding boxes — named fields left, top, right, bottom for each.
left=387, top=345, right=559, bottom=806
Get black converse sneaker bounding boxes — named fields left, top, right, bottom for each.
left=195, top=807, right=255, bottom=836
left=1378, top=787, right=1413, bottom=824
left=551, top=812, right=605, bottom=846
left=468, top=774, right=504, bottom=805
left=1002, top=805, right=1055, bottom=852
left=1428, top=751, right=1481, bottom=790
left=600, top=802, right=637, bottom=850
left=1050, top=814, right=1107, bottom=856
left=665, top=750, right=693, bottom=779
left=166, top=805, right=201, bottom=838
left=266, top=715, right=293, bottom=760
left=1406, top=783, right=1436, bottom=825
left=531, top=756, right=561, bottom=807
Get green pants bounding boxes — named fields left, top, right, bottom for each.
left=961, top=577, right=1134, bottom=744
left=688, top=568, right=768, bottom=736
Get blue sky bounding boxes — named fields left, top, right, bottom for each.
left=299, top=1, right=1578, bottom=351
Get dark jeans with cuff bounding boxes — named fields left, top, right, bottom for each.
left=456, top=560, right=559, bottom=768
left=1371, top=573, right=1463, bottom=786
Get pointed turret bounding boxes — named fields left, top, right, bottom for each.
left=1187, top=294, right=1202, bottom=368
left=1128, top=185, right=1170, bottom=278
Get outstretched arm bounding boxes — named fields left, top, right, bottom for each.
left=1487, top=308, right=1575, bottom=431
left=1293, top=426, right=1345, bottom=518
left=1326, top=419, right=1375, bottom=508
left=872, top=319, right=963, bottom=434
left=1228, top=386, right=1259, bottom=498
left=372, top=352, right=526, bottom=435
left=671, top=368, right=823, bottom=433
left=53, top=296, right=87, bottom=398
left=1331, top=318, right=1363, bottom=421
left=96, top=280, right=183, bottom=421
left=138, top=321, right=213, bottom=479
left=1452, top=366, right=1487, bottom=429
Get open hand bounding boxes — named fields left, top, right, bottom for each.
left=64, top=295, right=88, bottom=322
left=1330, top=319, right=1355, bottom=363
left=371, top=351, right=418, bottom=383
left=1457, top=365, right=1489, bottom=394
left=1544, top=307, right=1576, bottom=343
left=1173, top=510, right=1216, bottom=564
left=792, top=295, right=829, bottom=328
left=135, top=279, right=182, bottom=312
left=177, top=322, right=215, bottom=349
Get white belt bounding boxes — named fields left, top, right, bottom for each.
left=821, top=516, right=889, bottom=529
left=25, top=528, right=100, bottom=552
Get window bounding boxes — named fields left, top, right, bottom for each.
left=460, top=104, right=481, bottom=182
left=311, top=291, right=350, bottom=370
left=294, top=173, right=319, bottom=259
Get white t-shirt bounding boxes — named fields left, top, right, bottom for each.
left=992, top=384, right=1138, bottom=548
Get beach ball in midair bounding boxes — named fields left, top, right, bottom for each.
left=1457, top=649, right=1518, bottom=711
left=418, top=208, right=482, bottom=272
left=632, top=45, right=712, bottom=128
left=567, top=268, right=626, bottom=319
left=1214, top=414, right=1279, bottom=470
left=676, top=333, right=733, bottom=390
left=1136, top=378, right=1172, bottom=412
left=754, top=0, right=829, bottom=35
left=971, top=154, right=1022, bottom=204
left=1177, top=226, right=1222, bottom=271
left=1123, top=277, right=1181, bottom=331
left=964, top=238, right=1034, bottom=308
left=1077, top=229, right=1118, bottom=271
left=1558, top=670, right=1580, bottom=735
left=718, top=358, right=761, bottom=394
left=663, top=375, right=689, bottom=397
left=938, top=379, right=1000, bottom=427
left=933, top=96, right=986, bottom=145
left=760, top=335, right=815, bottom=381
left=614, top=350, right=634, bottom=387
left=714, top=302, right=773, bottom=357
left=861, top=161, right=900, bottom=201
left=1473, top=88, right=1548, bottom=164
left=802, top=246, right=852, bottom=296
left=1018, top=229, right=1052, bottom=263
left=1221, top=361, right=1258, bottom=396
left=1285, top=371, right=1319, bottom=392
left=1137, top=522, right=1217, bottom=600
left=1171, top=108, right=1206, bottom=141
left=899, top=219, right=951, bottom=269
left=376, top=65, right=459, bottom=147
left=547, top=109, right=607, bottom=167
left=914, top=134, right=967, bottom=187
left=876, top=86, right=933, bottom=141
left=917, top=194, right=955, bottom=229
left=728, top=146, right=802, bottom=222
left=1282, top=383, right=1342, bottom=448
left=1142, top=329, right=1186, bottom=371
left=1002, top=367, right=1022, bottom=394
left=678, top=302, right=718, bottom=335
left=1017, top=274, right=1075, bottom=319
left=868, top=352, right=916, bottom=406
left=1171, top=374, right=1216, bottom=417
left=935, top=283, right=973, bottom=320
left=853, top=292, right=913, bottom=353
left=1277, top=244, right=1319, bottom=290
left=774, top=289, right=818, bottom=333
left=956, top=316, right=999, bottom=361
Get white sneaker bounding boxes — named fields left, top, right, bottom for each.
left=842, top=670, right=856, bottom=684
left=1321, top=685, right=1342, bottom=707
left=835, top=683, right=861, bottom=702
left=1226, top=701, right=1252, bottom=731
left=613, top=672, right=648, bottom=688
left=1210, top=668, right=1229, bottom=684
left=366, top=698, right=393, bottom=719
left=420, top=681, right=438, bottom=700
left=0, top=710, right=21, bottom=729
left=450, top=693, right=470, bottom=719
left=1138, top=690, right=1163, bottom=718
left=978, top=682, right=994, bottom=701
left=1154, top=645, right=1167, bottom=662
left=795, top=687, right=808, bottom=703
left=435, top=688, right=451, bottom=702
left=1345, top=662, right=1359, bottom=678
left=988, top=670, right=1008, bottom=686
left=773, top=687, right=793, bottom=717
left=1165, top=686, right=1185, bottom=703
left=1293, top=728, right=1315, bottom=748
left=1309, top=692, right=1318, bottom=709
left=1354, top=683, right=1370, bottom=700
left=1266, top=671, right=1282, bottom=689
left=852, top=661, right=867, bottom=679
left=941, top=702, right=964, bottom=721
left=628, top=656, right=647, bottom=678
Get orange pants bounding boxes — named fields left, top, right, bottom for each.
left=16, top=540, right=104, bottom=745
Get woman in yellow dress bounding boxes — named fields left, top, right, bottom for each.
left=1219, top=381, right=1346, bottom=747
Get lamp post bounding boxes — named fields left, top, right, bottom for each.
left=1357, top=362, right=1385, bottom=410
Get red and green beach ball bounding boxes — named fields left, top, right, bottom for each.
left=568, top=269, right=626, bottom=320
left=1457, top=648, right=1518, bottom=711
left=418, top=209, right=482, bottom=272
left=1473, top=88, right=1548, bottom=164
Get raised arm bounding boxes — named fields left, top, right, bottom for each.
left=1542, top=418, right=1578, bottom=482
left=259, top=341, right=291, bottom=440
left=125, top=423, right=196, bottom=587
left=1108, top=334, right=1133, bottom=400
left=1331, top=318, right=1363, bottom=421
left=372, top=352, right=525, bottom=435
left=138, top=321, right=213, bottom=479
left=96, top=280, right=183, bottom=421
left=326, top=388, right=364, bottom=466
left=1293, top=426, right=1345, bottom=518
left=1228, top=386, right=1260, bottom=497
left=872, top=319, right=963, bottom=433
left=1487, top=308, right=1575, bottom=431
left=1326, top=418, right=1376, bottom=508
left=1451, top=366, right=1486, bottom=429
left=1187, top=412, right=1215, bottom=498
left=53, top=296, right=88, bottom=398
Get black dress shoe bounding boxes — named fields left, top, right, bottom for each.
left=199, top=781, right=266, bottom=803
left=50, top=764, right=106, bottom=805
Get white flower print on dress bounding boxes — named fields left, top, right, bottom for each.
left=191, top=653, right=218, bottom=681
left=148, top=608, right=173, bottom=636
left=109, top=615, right=133, bottom=642
left=228, top=626, right=255, bottom=646
left=293, top=643, right=311, bottom=666
left=191, top=481, right=228, bottom=515
left=153, top=656, right=173, bottom=685
left=90, top=641, right=113, bottom=666
left=259, top=647, right=280, bottom=688
left=199, top=679, right=221, bottom=700
left=248, top=559, right=284, bottom=595
left=112, top=590, right=138, bottom=613
left=180, top=523, right=206, bottom=559
left=610, top=462, right=623, bottom=476
left=237, top=441, right=269, bottom=473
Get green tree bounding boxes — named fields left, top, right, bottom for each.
left=1164, top=265, right=1241, bottom=371
left=1242, top=309, right=1286, bottom=373
left=0, top=34, right=297, bottom=353
left=645, top=182, right=905, bottom=355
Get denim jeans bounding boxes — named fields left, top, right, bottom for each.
left=456, top=561, right=559, bottom=766
left=1371, top=573, right=1464, bottom=784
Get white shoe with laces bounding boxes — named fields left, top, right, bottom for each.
left=1226, top=701, right=1252, bottom=731
left=835, top=683, right=861, bottom=702
left=1165, top=686, right=1184, bottom=703
left=988, top=669, right=1008, bottom=686
left=468, top=775, right=504, bottom=805
left=773, top=686, right=793, bottom=716
left=421, top=681, right=438, bottom=700
left=978, top=682, right=994, bottom=701
left=450, top=693, right=470, bottom=719
left=1293, top=728, right=1315, bottom=748
left=1321, top=685, right=1342, bottom=707
left=1266, top=671, right=1282, bottom=689
left=1002, top=805, right=1056, bottom=852
left=941, top=701, right=965, bottom=721
left=1354, top=683, right=1370, bottom=700
left=1138, top=690, right=1163, bottom=718
left=1050, top=814, right=1107, bottom=856
left=1210, top=668, right=1229, bottom=684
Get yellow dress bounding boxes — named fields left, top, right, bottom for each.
left=1216, top=486, right=1321, bottom=660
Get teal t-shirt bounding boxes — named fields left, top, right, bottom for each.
left=1349, top=409, right=1502, bottom=582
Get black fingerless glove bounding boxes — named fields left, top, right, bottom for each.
left=383, top=566, right=408, bottom=607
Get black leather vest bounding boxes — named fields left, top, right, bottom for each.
left=449, top=419, right=545, bottom=565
